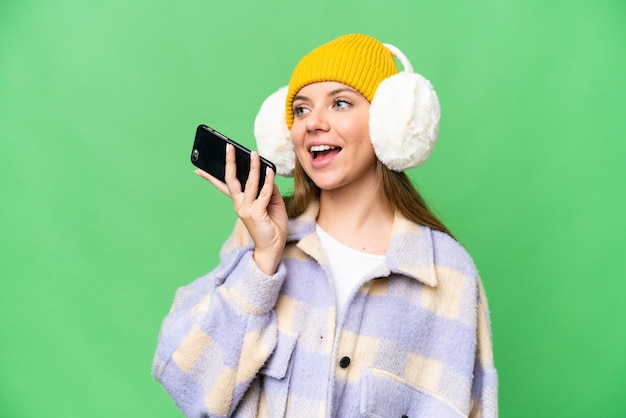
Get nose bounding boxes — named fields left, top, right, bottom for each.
left=305, top=107, right=330, bottom=133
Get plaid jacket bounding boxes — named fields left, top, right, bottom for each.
left=152, top=203, right=498, bottom=417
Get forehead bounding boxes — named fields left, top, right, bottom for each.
left=295, top=81, right=363, bottom=99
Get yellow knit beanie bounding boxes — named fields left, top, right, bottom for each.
left=285, top=34, right=399, bottom=128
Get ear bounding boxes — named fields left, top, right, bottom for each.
left=253, top=86, right=295, bottom=177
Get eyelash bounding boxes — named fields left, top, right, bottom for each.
left=293, top=105, right=308, bottom=116
left=293, top=97, right=353, bottom=116
left=333, top=98, right=351, bottom=109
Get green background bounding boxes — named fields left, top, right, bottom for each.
left=1, top=0, right=625, bottom=416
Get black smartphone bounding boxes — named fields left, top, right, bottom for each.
left=190, top=124, right=276, bottom=193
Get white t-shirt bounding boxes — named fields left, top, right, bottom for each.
left=315, top=224, right=385, bottom=315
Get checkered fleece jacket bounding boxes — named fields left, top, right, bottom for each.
left=152, top=203, right=498, bottom=417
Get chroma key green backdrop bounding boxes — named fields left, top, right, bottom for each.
left=1, top=0, right=625, bottom=416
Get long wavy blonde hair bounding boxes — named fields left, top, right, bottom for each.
left=283, top=159, right=453, bottom=237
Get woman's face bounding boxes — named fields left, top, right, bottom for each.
left=291, top=81, right=378, bottom=192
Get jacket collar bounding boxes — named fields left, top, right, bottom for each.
left=287, top=202, right=438, bottom=287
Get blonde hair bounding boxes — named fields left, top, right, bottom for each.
left=283, top=160, right=453, bottom=237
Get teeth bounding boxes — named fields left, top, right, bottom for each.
left=310, top=145, right=335, bottom=152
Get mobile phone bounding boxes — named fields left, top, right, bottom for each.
left=190, top=124, right=276, bottom=193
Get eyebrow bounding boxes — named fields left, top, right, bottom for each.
left=293, top=87, right=360, bottom=103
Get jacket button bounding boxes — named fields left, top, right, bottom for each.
left=401, top=415, right=409, bottom=418
left=339, top=356, right=351, bottom=368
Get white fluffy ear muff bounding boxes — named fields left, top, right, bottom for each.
left=369, top=43, right=441, bottom=171
left=253, top=86, right=295, bottom=177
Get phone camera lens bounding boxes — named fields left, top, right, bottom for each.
left=192, top=149, right=199, bottom=161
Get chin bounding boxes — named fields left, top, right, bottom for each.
left=310, top=176, right=348, bottom=192
left=308, top=176, right=336, bottom=191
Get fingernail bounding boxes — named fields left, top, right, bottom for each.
left=250, top=151, right=256, bottom=161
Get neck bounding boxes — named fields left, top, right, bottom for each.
left=317, top=183, right=394, bottom=255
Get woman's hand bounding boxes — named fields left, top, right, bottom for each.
left=195, top=144, right=288, bottom=275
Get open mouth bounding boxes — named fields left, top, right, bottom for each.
left=310, top=144, right=341, bottom=161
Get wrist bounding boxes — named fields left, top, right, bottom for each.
left=253, top=248, right=282, bottom=276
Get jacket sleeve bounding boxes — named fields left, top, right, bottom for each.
left=151, top=222, right=286, bottom=417
left=469, top=279, right=499, bottom=418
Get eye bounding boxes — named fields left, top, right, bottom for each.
left=333, top=98, right=351, bottom=110
left=293, top=105, right=310, bottom=116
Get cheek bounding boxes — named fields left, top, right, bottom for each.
left=339, top=109, right=369, bottom=134
left=342, top=118, right=371, bottom=145
left=290, top=125, right=304, bottom=146
left=290, top=125, right=309, bottom=159
left=290, top=118, right=307, bottom=137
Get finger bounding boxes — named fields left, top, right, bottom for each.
left=223, top=143, right=242, bottom=195
left=242, top=151, right=261, bottom=202
left=195, top=169, right=231, bottom=196
left=253, top=166, right=276, bottom=207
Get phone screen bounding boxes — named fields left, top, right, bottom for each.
left=190, top=124, right=276, bottom=193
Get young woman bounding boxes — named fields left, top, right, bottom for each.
left=152, top=34, right=498, bottom=418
